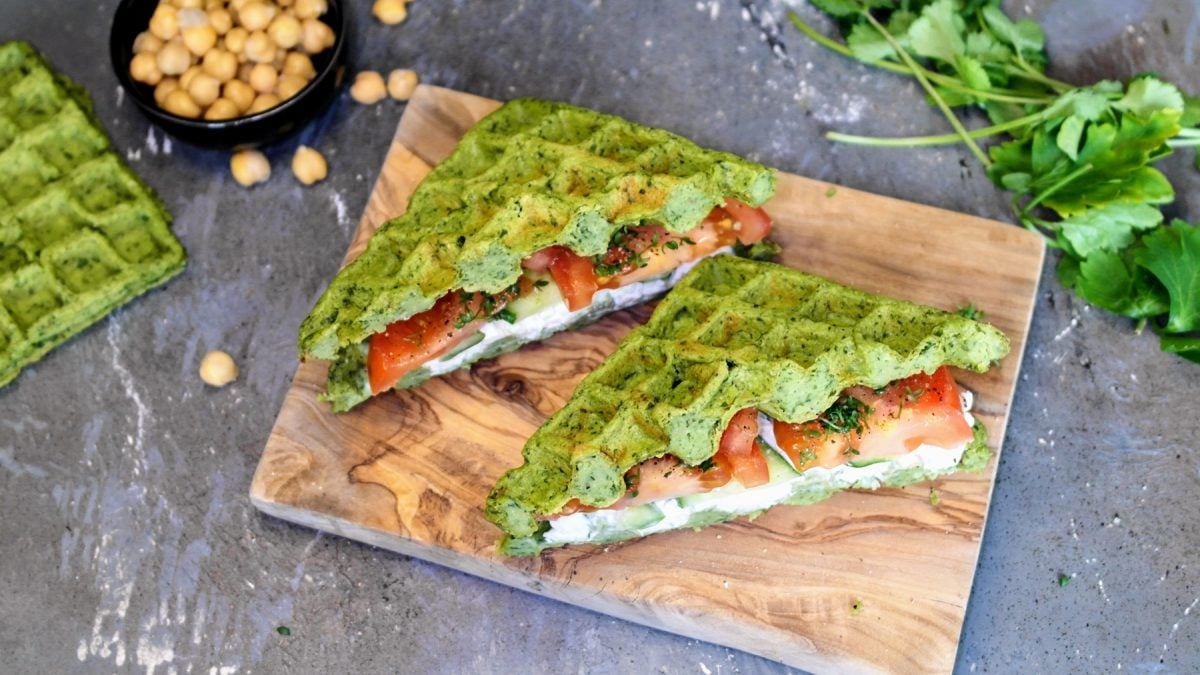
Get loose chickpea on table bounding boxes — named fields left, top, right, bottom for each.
left=129, top=0, right=337, bottom=120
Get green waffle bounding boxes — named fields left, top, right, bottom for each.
left=0, top=41, right=185, bottom=387
left=486, top=256, right=1010, bottom=545
left=298, top=98, right=775, bottom=373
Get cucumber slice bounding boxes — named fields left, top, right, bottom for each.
left=508, top=273, right=564, bottom=320
left=617, top=503, right=665, bottom=530
left=438, top=332, right=485, bottom=361
left=588, top=503, right=666, bottom=539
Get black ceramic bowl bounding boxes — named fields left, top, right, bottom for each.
left=110, top=0, right=347, bottom=148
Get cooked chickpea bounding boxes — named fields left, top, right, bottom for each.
left=132, top=31, right=163, bottom=54
left=248, top=63, right=278, bottom=93
left=149, top=5, right=180, bottom=40
left=224, top=26, right=249, bottom=55
left=198, top=350, right=239, bottom=386
left=275, top=73, right=307, bottom=100
left=243, top=30, right=275, bottom=63
left=247, top=92, right=281, bottom=114
left=135, top=0, right=341, bottom=121
left=187, top=72, right=222, bottom=107
left=291, top=145, right=328, bottom=185
left=204, top=97, right=240, bottom=120
left=373, top=0, right=408, bottom=25
left=156, top=40, right=192, bottom=76
left=267, top=14, right=302, bottom=50
left=129, top=52, right=164, bottom=85
left=238, top=2, right=276, bottom=31
left=281, top=51, right=314, bottom=78
left=202, top=49, right=238, bottom=82
left=153, top=78, right=180, bottom=106
left=177, top=7, right=208, bottom=29
left=223, top=79, right=256, bottom=111
left=162, top=89, right=202, bottom=118
left=299, top=18, right=334, bottom=54
left=179, top=65, right=203, bottom=90
left=183, top=24, right=218, bottom=56
left=387, top=68, right=418, bottom=101
left=208, top=8, right=233, bottom=34
left=349, top=70, right=386, bottom=104
left=293, top=0, right=327, bottom=20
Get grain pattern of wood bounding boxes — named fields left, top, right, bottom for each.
left=250, top=85, right=1045, bottom=674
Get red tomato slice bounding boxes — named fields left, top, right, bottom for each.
left=367, top=283, right=527, bottom=395
left=722, top=198, right=773, bottom=244
left=367, top=292, right=482, bottom=394
left=769, top=419, right=850, bottom=472
left=544, top=247, right=599, bottom=311
left=772, top=366, right=973, bottom=467
left=527, top=203, right=774, bottom=307
left=522, top=248, right=558, bottom=273
left=717, top=407, right=770, bottom=488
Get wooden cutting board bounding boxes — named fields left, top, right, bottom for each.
left=251, top=85, right=1044, bottom=674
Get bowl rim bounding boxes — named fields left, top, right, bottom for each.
left=109, top=0, right=347, bottom=131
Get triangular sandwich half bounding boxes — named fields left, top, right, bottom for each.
left=485, top=256, right=1010, bottom=555
left=298, top=99, right=777, bottom=411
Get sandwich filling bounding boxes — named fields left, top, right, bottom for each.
left=540, top=367, right=984, bottom=547
left=364, top=200, right=773, bottom=394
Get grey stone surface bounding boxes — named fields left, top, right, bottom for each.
left=1, top=0, right=1197, bottom=673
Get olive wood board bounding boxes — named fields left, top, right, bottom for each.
left=250, top=85, right=1045, bottom=674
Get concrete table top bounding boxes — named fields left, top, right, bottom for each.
left=1, top=1, right=1197, bottom=673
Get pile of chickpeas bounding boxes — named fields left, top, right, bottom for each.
left=128, top=0, right=336, bottom=120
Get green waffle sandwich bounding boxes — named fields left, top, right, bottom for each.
left=0, top=41, right=184, bottom=388
left=485, top=256, right=1010, bottom=555
left=298, top=98, right=778, bottom=412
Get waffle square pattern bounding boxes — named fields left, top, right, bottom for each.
left=0, top=41, right=185, bottom=387
left=486, top=256, right=1010, bottom=538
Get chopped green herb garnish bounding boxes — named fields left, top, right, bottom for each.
left=818, top=396, right=871, bottom=435
left=497, top=308, right=517, bottom=323
left=928, top=488, right=941, bottom=506
left=534, top=279, right=549, bottom=288
left=843, top=446, right=860, bottom=456
left=276, top=626, right=291, bottom=636
left=1057, top=573, right=1071, bottom=587
left=956, top=304, right=985, bottom=321
left=850, top=599, right=864, bottom=616
left=698, top=458, right=717, bottom=471
left=825, top=186, right=837, bottom=198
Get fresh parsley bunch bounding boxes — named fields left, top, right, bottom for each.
left=791, top=0, right=1200, bottom=362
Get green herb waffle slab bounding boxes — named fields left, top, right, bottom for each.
left=299, top=96, right=774, bottom=410
left=251, top=86, right=1046, bottom=674
left=486, top=256, right=1010, bottom=552
left=0, top=41, right=184, bottom=387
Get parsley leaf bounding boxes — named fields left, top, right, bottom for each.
left=1135, top=220, right=1200, bottom=332
left=906, top=0, right=965, bottom=65
left=792, top=1, right=1199, bottom=365
left=1058, top=202, right=1162, bottom=258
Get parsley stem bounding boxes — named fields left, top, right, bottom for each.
left=1022, top=163, right=1094, bottom=215
left=860, top=11, right=991, bottom=167
left=1166, top=138, right=1200, bottom=147
left=826, top=109, right=1045, bottom=146
left=1007, top=61, right=1073, bottom=93
left=786, top=12, right=1047, bottom=104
